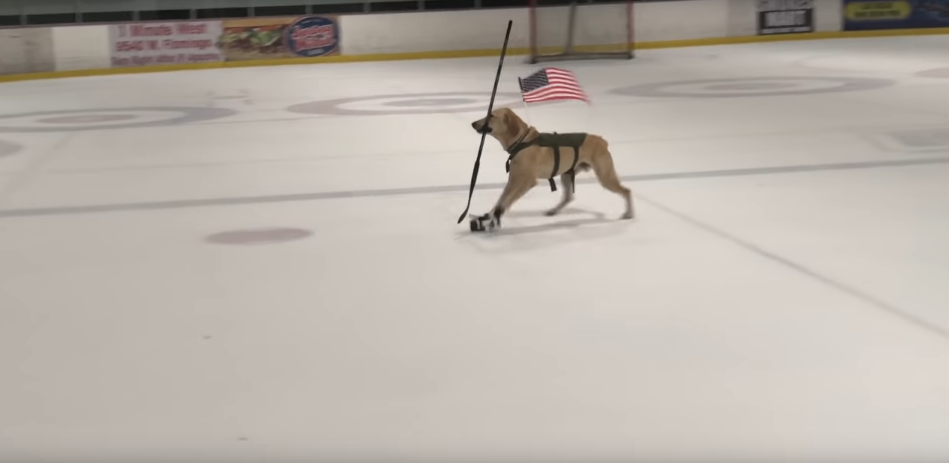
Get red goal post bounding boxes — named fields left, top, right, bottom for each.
left=528, top=0, right=635, bottom=64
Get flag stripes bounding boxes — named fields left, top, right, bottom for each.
left=519, top=67, right=589, bottom=104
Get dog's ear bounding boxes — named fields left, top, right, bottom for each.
left=503, top=109, right=520, bottom=140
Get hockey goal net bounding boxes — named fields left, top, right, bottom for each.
left=528, top=0, right=634, bottom=64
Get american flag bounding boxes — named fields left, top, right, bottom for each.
left=518, top=67, right=589, bottom=104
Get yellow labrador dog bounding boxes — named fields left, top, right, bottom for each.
left=469, top=107, right=633, bottom=232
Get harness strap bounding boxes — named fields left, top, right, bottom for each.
left=505, top=130, right=531, bottom=174
left=549, top=146, right=561, bottom=192
left=505, top=131, right=585, bottom=193
left=549, top=140, right=582, bottom=193
left=567, top=146, right=580, bottom=192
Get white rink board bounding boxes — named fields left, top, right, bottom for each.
left=1, top=0, right=846, bottom=76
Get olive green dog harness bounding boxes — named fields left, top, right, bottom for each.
left=506, top=132, right=587, bottom=192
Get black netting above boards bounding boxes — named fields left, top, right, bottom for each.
left=528, top=0, right=634, bottom=63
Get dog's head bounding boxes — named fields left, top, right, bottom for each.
left=471, top=107, right=525, bottom=143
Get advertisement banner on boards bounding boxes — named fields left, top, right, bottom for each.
left=844, top=0, right=949, bottom=30
left=109, top=21, right=224, bottom=68
left=108, top=15, right=341, bottom=69
left=219, top=15, right=340, bottom=61
left=757, top=0, right=815, bottom=34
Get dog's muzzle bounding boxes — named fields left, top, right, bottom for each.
left=472, top=121, right=492, bottom=134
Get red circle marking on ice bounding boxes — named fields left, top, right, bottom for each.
left=39, top=114, right=137, bottom=124
left=916, top=68, right=949, bottom=79
left=205, top=228, right=313, bottom=245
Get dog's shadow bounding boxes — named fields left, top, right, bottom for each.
left=454, top=206, right=633, bottom=253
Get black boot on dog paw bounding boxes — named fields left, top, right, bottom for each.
left=469, top=207, right=503, bottom=233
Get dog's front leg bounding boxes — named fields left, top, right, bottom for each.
left=480, top=172, right=536, bottom=231
left=545, top=173, right=575, bottom=216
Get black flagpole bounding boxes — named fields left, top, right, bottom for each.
left=457, top=19, right=514, bottom=224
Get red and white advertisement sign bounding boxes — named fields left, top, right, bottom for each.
left=109, top=21, right=224, bottom=68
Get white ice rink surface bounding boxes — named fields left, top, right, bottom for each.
left=2, top=35, right=949, bottom=463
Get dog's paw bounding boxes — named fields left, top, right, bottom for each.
left=469, top=212, right=502, bottom=232
left=487, top=213, right=502, bottom=231
left=469, top=216, right=484, bottom=232
left=621, top=211, right=634, bottom=220
left=544, top=208, right=560, bottom=217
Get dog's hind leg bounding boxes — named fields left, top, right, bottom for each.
left=545, top=173, right=575, bottom=216
left=591, top=153, right=634, bottom=219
